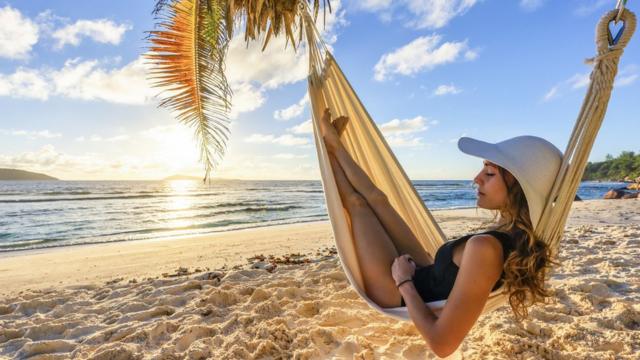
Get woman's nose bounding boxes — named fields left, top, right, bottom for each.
left=473, top=173, right=482, bottom=185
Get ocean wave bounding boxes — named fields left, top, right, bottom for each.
left=42, top=191, right=92, bottom=196
left=0, top=191, right=225, bottom=203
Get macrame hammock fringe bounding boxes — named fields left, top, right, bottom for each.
left=303, top=8, right=636, bottom=321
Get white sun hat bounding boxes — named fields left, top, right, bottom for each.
left=457, top=135, right=563, bottom=229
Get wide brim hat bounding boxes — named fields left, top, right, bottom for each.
left=458, top=136, right=563, bottom=229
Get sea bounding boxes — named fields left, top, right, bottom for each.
left=0, top=180, right=628, bottom=252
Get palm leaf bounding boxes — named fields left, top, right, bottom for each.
left=147, top=0, right=330, bottom=180
left=147, top=0, right=232, bottom=181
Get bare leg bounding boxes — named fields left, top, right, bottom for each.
left=320, top=109, right=433, bottom=266
left=329, top=154, right=402, bottom=308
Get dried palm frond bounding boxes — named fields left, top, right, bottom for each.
left=147, top=0, right=232, bottom=181
left=229, top=0, right=330, bottom=51
left=147, top=0, right=331, bottom=180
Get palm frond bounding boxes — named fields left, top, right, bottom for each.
left=230, top=0, right=331, bottom=51
left=147, top=0, right=331, bottom=180
left=147, top=0, right=232, bottom=181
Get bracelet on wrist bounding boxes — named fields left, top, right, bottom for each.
left=396, top=278, right=413, bottom=288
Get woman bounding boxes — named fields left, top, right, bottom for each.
left=319, top=108, right=562, bottom=357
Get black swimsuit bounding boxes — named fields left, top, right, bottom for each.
left=400, top=230, right=517, bottom=306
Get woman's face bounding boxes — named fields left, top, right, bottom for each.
left=473, top=160, right=509, bottom=210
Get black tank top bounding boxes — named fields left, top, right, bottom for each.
left=406, top=230, right=517, bottom=304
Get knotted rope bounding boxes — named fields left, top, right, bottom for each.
left=537, top=8, right=636, bottom=257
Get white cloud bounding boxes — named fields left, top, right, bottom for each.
left=51, top=57, right=153, bottom=104
left=543, top=72, right=589, bottom=102
left=615, top=65, right=639, bottom=87
left=404, top=0, right=479, bottom=29
left=0, top=56, right=154, bottom=104
left=374, top=35, right=475, bottom=81
left=541, top=65, right=639, bottom=102
left=379, top=115, right=435, bottom=147
left=574, top=0, right=609, bottom=16
left=567, top=73, right=590, bottom=89
left=226, top=35, right=309, bottom=90
left=356, top=0, right=479, bottom=29
left=0, top=144, right=197, bottom=180
left=0, top=145, right=98, bottom=175
left=433, top=84, right=462, bottom=96
left=244, top=133, right=310, bottom=146
left=0, top=68, right=50, bottom=100
left=0, top=129, right=61, bottom=139
left=274, top=94, right=309, bottom=121
left=229, top=82, right=266, bottom=119
left=75, top=134, right=129, bottom=142
left=0, top=6, right=39, bottom=59
left=273, top=153, right=308, bottom=159
left=464, top=49, right=478, bottom=61
left=358, top=0, right=393, bottom=11
left=616, top=74, right=638, bottom=87
left=520, top=0, right=545, bottom=12
left=287, top=119, right=314, bottom=135
left=380, top=116, right=432, bottom=134
left=52, top=19, right=131, bottom=49
left=543, top=86, right=559, bottom=102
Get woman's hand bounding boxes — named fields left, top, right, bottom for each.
left=392, top=254, right=416, bottom=285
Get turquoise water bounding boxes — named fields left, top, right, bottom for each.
left=0, top=180, right=627, bottom=252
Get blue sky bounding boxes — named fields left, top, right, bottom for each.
left=0, top=0, right=638, bottom=180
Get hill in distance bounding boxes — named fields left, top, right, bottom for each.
left=0, top=168, right=58, bottom=180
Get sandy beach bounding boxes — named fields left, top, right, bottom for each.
left=1, top=199, right=639, bottom=359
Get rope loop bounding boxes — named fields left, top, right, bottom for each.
left=586, top=8, right=636, bottom=64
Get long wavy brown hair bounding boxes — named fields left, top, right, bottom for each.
left=487, top=165, right=557, bottom=321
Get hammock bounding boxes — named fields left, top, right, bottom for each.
left=303, top=8, right=636, bottom=321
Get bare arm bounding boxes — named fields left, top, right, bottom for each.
left=399, top=235, right=504, bottom=357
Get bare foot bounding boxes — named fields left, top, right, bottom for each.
left=320, top=108, right=349, bottom=153
left=331, top=116, right=349, bottom=137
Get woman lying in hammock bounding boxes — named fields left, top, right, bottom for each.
left=319, top=108, right=562, bottom=357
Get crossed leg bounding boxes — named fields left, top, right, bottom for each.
left=328, top=154, right=402, bottom=307
left=320, top=108, right=433, bottom=308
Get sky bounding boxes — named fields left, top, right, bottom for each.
left=0, top=0, right=638, bottom=181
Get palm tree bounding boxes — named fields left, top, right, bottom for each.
left=147, top=0, right=330, bottom=180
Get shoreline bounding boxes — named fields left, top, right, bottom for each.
left=0, top=199, right=637, bottom=296
left=0, top=205, right=487, bottom=260
left=0, top=205, right=486, bottom=255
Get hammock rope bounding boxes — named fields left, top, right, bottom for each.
left=303, top=6, right=636, bottom=321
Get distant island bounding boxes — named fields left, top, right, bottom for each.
left=0, top=168, right=58, bottom=180
left=583, top=151, right=640, bottom=182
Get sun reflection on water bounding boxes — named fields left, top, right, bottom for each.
left=165, top=180, right=198, bottom=228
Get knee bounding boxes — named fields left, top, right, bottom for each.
left=368, top=189, right=389, bottom=206
left=345, top=192, right=368, bottom=210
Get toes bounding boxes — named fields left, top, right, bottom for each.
left=332, top=116, right=349, bottom=136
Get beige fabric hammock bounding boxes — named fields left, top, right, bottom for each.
left=303, top=9, right=636, bottom=321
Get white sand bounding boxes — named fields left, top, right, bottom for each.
left=0, top=199, right=638, bottom=359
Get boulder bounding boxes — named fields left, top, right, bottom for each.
left=627, top=183, right=639, bottom=190
left=621, top=192, right=639, bottom=199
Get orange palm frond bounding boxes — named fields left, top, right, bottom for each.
left=147, top=0, right=232, bottom=181
left=147, top=0, right=331, bottom=180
